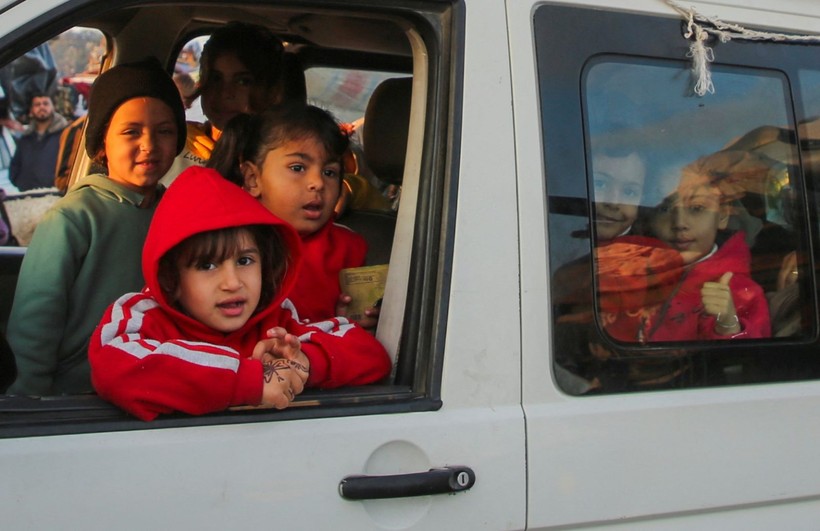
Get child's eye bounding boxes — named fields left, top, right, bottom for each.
left=622, top=185, right=641, bottom=199
left=289, top=164, right=305, bottom=173
left=237, top=256, right=255, bottom=266
left=593, top=178, right=608, bottom=192
left=195, top=261, right=217, bottom=271
left=236, top=76, right=255, bottom=87
left=323, top=168, right=340, bottom=179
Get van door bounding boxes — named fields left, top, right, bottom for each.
left=0, top=0, right=528, bottom=528
left=511, top=1, right=820, bottom=528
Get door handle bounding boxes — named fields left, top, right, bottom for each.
left=339, top=466, right=475, bottom=500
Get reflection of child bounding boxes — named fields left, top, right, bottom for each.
left=7, top=59, right=187, bottom=395
left=89, top=167, right=391, bottom=421
left=591, top=152, right=645, bottom=242
left=553, top=151, right=649, bottom=394
left=209, top=104, right=378, bottom=328
left=605, top=160, right=771, bottom=342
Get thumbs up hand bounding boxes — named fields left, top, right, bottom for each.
left=701, top=272, right=741, bottom=334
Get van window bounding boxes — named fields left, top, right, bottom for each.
left=305, top=66, right=396, bottom=123
left=538, top=4, right=820, bottom=395
left=0, top=2, right=449, bottom=437
left=0, top=27, right=105, bottom=244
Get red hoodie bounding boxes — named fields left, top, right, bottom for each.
left=89, top=166, right=391, bottom=420
left=601, top=231, right=771, bottom=343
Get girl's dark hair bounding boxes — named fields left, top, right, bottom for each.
left=158, top=224, right=289, bottom=314
left=198, top=22, right=284, bottom=96
left=208, top=103, right=350, bottom=187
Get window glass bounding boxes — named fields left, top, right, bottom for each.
left=174, top=36, right=208, bottom=123
left=305, top=66, right=396, bottom=124
left=551, top=56, right=814, bottom=394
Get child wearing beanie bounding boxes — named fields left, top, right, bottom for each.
left=7, top=58, right=186, bottom=396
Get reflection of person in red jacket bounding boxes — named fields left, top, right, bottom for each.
left=602, top=159, right=771, bottom=343
left=89, top=166, right=391, bottom=421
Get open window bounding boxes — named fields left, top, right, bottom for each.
left=0, top=1, right=458, bottom=436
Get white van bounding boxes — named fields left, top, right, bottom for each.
left=0, top=0, right=819, bottom=528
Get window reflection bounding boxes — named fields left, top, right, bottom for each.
left=552, top=57, right=813, bottom=394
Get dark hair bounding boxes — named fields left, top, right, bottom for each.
left=27, top=92, right=52, bottom=107
left=198, top=22, right=284, bottom=96
left=208, top=103, right=349, bottom=187
left=158, top=224, right=289, bottom=314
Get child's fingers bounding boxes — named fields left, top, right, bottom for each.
left=335, top=294, right=352, bottom=317
left=251, top=339, right=275, bottom=360
left=718, top=271, right=733, bottom=285
left=701, top=285, right=733, bottom=316
left=265, top=326, right=288, bottom=339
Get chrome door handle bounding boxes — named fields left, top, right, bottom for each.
left=339, top=466, right=475, bottom=500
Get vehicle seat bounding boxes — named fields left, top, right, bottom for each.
left=362, top=77, right=411, bottom=187
left=338, top=77, right=412, bottom=265
left=0, top=329, right=16, bottom=393
left=279, top=52, right=307, bottom=104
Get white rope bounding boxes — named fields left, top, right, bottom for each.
left=665, top=0, right=820, bottom=96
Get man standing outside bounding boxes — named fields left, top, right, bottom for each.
left=9, top=92, right=67, bottom=191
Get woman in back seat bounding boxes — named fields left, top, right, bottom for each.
left=161, top=21, right=287, bottom=186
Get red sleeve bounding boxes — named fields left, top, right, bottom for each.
left=279, top=299, right=392, bottom=388
left=89, top=292, right=264, bottom=421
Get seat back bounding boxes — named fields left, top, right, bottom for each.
left=338, top=77, right=412, bottom=266
left=362, top=77, right=412, bottom=186
left=279, top=52, right=307, bottom=104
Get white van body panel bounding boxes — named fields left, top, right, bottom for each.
left=514, top=0, right=820, bottom=528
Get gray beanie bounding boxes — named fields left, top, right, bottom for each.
left=85, top=57, right=187, bottom=158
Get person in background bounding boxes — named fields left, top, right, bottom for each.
left=6, top=58, right=186, bottom=395
left=161, top=22, right=387, bottom=215
left=9, top=92, right=67, bottom=191
left=161, top=21, right=286, bottom=186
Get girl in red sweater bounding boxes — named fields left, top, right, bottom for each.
left=209, top=103, right=379, bottom=327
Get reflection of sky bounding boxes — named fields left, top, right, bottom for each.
left=585, top=59, right=791, bottom=206
left=799, top=69, right=820, bottom=118
left=550, top=59, right=796, bottom=270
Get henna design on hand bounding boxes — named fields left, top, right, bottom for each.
left=263, top=359, right=291, bottom=383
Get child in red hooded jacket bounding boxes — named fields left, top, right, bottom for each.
left=89, top=166, right=391, bottom=421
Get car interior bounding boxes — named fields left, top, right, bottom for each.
left=0, top=0, right=457, bottom=434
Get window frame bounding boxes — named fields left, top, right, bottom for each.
left=536, top=3, right=820, bottom=394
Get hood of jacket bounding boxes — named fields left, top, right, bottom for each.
left=142, top=166, right=302, bottom=335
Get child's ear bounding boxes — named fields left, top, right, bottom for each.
left=718, top=205, right=730, bottom=230
left=241, top=161, right=262, bottom=198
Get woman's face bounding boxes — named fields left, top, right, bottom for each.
left=200, top=52, right=278, bottom=130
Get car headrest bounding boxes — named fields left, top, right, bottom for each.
left=363, top=77, right=412, bottom=185
left=279, top=53, right=307, bottom=104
